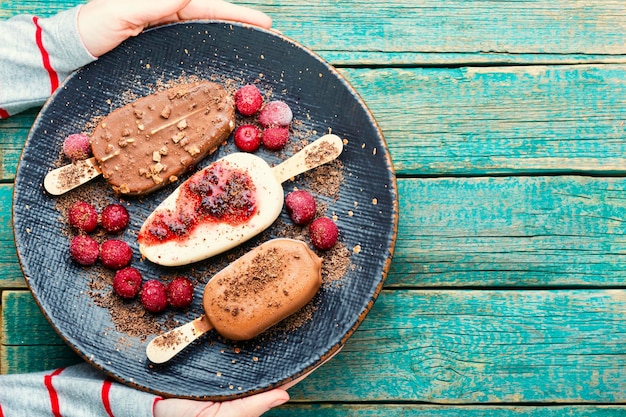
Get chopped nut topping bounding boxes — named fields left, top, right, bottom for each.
left=171, top=132, right=185, bottom=143
left=184, top=145, right=200, bottom=156
left=177, top=119, right=188, bottom=130
left=161, top=106, right=172, bottom=119
left=152, top=151, right=161, bottom=162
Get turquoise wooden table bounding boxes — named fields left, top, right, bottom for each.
left=2, top=0, right=626, bottom=415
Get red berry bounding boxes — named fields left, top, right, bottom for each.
left=113, top=267, right=142, bottom=299
left=68, top=201, right=98, bottom=233
left=258, top=101, right=292, bottom=127
left=234, top=84, right=263, bottom=116
left=63, top=133, right=92, bottom=161
left=233, top=124, right=261, bottom=152
left=285, top=190, right=316, bottom=225
left=101, top=203, right=129, bottom=233
left=166, top=276, right=195, bottom=309
left=69, top=235, right=99, bottom=266
left=309, top=217, right=339, bottom=250
left=141, top=280, right=168, bottom=313
left=262, top=126, right=289, bottom=151
left=99, top=239, right=132, bottom=270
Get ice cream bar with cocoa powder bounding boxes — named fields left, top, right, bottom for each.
left=146, top=238, right=323, bottom=364
left=138, top=134, right=343, bottom=266
left=44, top=81, right=234, bottom=196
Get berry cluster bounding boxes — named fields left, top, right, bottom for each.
left=67, top=200, right=194, bottom=313
left=68, top=201, right=131, bottom=267
left=115, top=274, right=194, bottom=313
left=284, top=190, right=339, bottom=250
left=233, top=84, right=293, bottom=152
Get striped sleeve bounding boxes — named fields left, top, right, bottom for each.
left=0, top=6, right=96, bottom=119
left=0, top=363, right=159, bottom=417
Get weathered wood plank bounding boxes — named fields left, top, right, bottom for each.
left=266, top=405, right=626, bottom=417
left=1, top=291, right=63, bottom=345
left=0, top=191, right=20, bottom=290
left=6, top=175, right=626, bottom=289
left=286, top=290, right=626, bottom=403
left=341, top=64, right=626, bottom=176
left=1, top=345, right=82, bottom=374
left=389, top=176, right=626, bottom=287
left=1, top=290, right=81, bottom=374
left=0, top=185, right=24, bottom=289
left=2, top=65, right=626, bottom=180
left=4, top=289, right=626, bottom=404
left=1, top=0, right=625, bottom=65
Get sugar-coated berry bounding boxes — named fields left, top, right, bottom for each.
left=101, top=203, right=129, bottom=233
left=233, top=124, right=261, bottom=152
left=262, top=126, right=289, bottom=151
left=309, top=217, right=339, bottom=250
left=68, top=201, right=98, bottom=233
left=113, top=267, right=143, bottom=299
left=234, top=84, right=263, bottom=116
left=141, top=280, right=168, bottom=313
left=258, top=101, right=293, bottom=128
left=99, top=239, right=132, bottom=270
left=63, top=133, right=92, bottom=161
left=166, top=276, right=195, bottom=309
left=285, top=190, right=316, bottom=225
left=69, top=235, right=99, bottom=266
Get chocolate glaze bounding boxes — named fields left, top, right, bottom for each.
left=203, top=239, right=323, bottom=341
left=90, top=81, right=235, bottom=196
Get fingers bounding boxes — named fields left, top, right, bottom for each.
left=209, top=389, right=290, bottom=417
left=150, top=0, right=272, bottom=29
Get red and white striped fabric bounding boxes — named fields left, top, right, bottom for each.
left=0, top=363, right=160, bottom=416
left=0, top=6, right=95, bottom=118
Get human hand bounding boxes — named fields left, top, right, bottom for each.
left=153, top=347, right=342, bottom=417
left=77, top=0, right=272, bottom=57
left=153, top=388, right=289, bottom=417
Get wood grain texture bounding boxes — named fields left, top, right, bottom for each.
left=341, top=65, right=626, bottom=176
left=286, top=290, right=626, bottom=403
left=5, top=174, right=626, bottom=289
left=2, top=65, right=626, bottom=180
left=1, top=0, right=625, bottom=65
left=0, top=185, right=24, bottom=289
left=4, top=289, right=626, bottom=405
left=389, top=176, right=626, bottom=287
left=1, top=290, right=81, bottom=374
left=266, top=405, right=626, bottom=417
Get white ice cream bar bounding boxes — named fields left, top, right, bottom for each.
left=138, top=133, right=343, bottom=267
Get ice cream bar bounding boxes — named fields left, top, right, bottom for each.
left=44, top=81, right=234, bottom=196
left=138, top=133, right=343, bottom=266
left=145, top=238, right=322, bottom=364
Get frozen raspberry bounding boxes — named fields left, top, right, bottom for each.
left=309, top=217, right=339, bottom=250
left=285, top=190, right=316, bottom=225
left=261, top=126, right=289, bottom=151
left=99, top=239, right=132, bottom=270
left=141, top=280, right=168, bottom=313
left=234, top=84, right=263, bottom=116
left=233, top=124, right=261, bottom=152
left=101, top=203, right=129, bottom=233
left=258, top=101, right=293, bottom=128
left=69, top=235, right=99, bottom=266
left=113, top=267, right=143, bottom=299
left=166, top=276, right=195, bottom=309
left=68, top=201, right=98, bottom=233
left=63, top=133, right=92, bottom=161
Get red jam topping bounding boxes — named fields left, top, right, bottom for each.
left=139, top=161, right=257, bottom=245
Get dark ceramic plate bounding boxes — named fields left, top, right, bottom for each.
left=13, top=21, right=397, bottom=399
